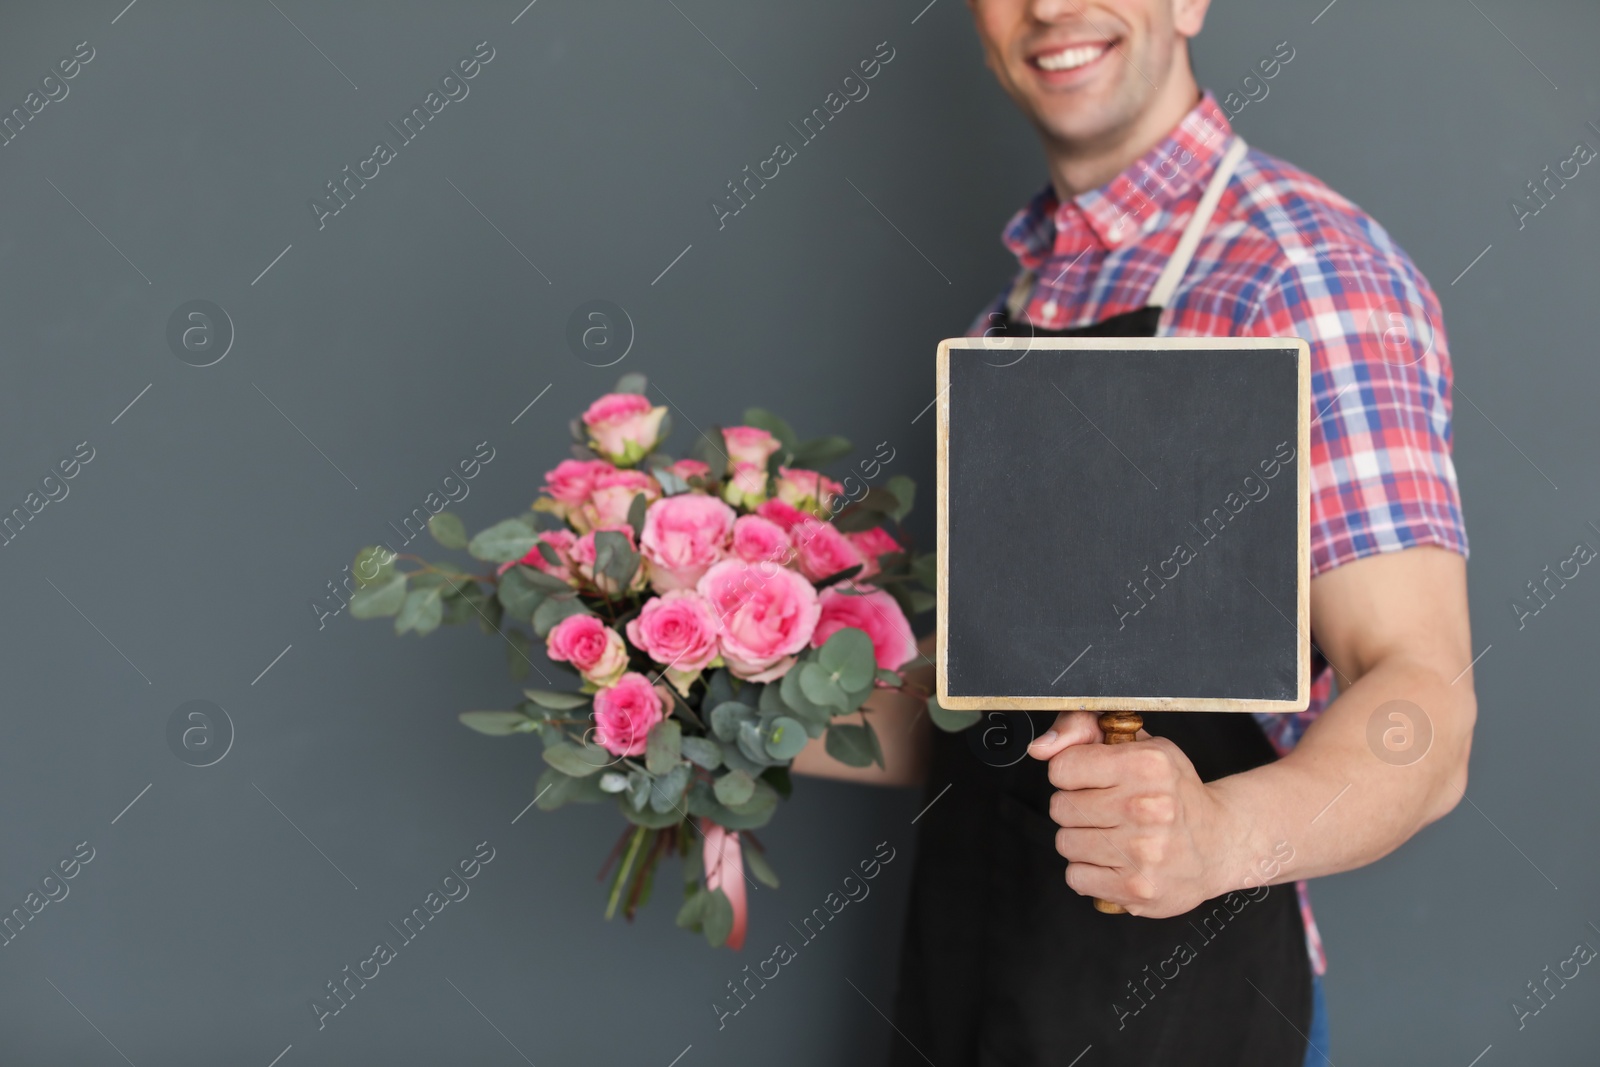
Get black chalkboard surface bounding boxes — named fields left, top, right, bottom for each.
left=936, top=337, right=1310, bottom=713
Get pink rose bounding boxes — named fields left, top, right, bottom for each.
left=546, top=614, right=630, bottom=687
left=666, top=458, right=711, bottom=485
left=790, top=518, right=866, bottom=582
left=775, top=467, right=843, bottom=516
left=731, top=514, right=791, bottom=565
left=581, top=467, right=660, bottom=531
left=591, top=673, right=667, bottom=757
left=626, top=590, right=720, bottom=690
left=570, top=524, right=646, bottom=594
left=536, top=459, right=614, bottom=526
left=721, top=462, right=769, bottom=510
left=697, top=559, right=821, bottom=682
left=722, top=426, right=783, bottom=467
left=582, top=393, right=668, bottom=466
left=812, top=583, right=917, bottom=671
left=640, top=494, right=736, bottom=592
left=846, top=526, right=901, bottom=579
left=756, top=499, right=809, bottom=533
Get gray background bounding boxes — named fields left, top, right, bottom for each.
left=0, top=0, right=1595, bottom=1064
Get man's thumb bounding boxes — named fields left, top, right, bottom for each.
left=1026, top=710, right=1102, bottom=760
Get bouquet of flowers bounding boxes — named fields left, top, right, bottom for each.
left=347, top=374, right=936, bottom=948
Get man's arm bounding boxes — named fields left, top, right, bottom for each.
left=1029, top=545, right=1476, bottom=917
left=789, top=634, right=935, bottom=787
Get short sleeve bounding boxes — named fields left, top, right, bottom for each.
left=1247, top=243, right=1468, bottom=577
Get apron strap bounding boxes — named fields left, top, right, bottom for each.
left=1145, top=135, right=1248, bottom=309
left=1005, top=135, right=1249, bottom=324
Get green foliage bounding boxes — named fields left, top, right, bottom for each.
left=395, top=587, right=443, bottom=635
left=542, top=741, right=611, bottom=778
left=743, top=839, right=780, bottom=889
left=649, top=763, right=691, bottom=814
left=458, top=711, right=536, bottom=735
left=645, top=719, right=682, bottom=775
left=428, top=512, right=469, bottom=549
left=468, top=517, right=540, bottom=563
left=352, top=546, right=396, bottom=588
left=928, top=696, right=981, bottom=733
left=763, top=716, right=808, bottom=761
left=626, top=492, right=649, bottom=539
left=535, top=765, right=607, bottom=810
left=790, top=435, right=851, bottom=468
left=496, top=566, right=547, bottom=622
left=524, top=688, right=590, bottom=711
left=504, top=629, right=533, bottom=681
left=884, top=475, right=916, bottom=522
left=681, top=736, right=722, bottom=770
left=532, top=595, right=592, bottom=637
left=825, top=722, right=883, bottom=769
left=700, top=887, right=734, bottom=947
left=742, top=408, right=797, bottom=456
left=349, top=573, right=406, bottom=618
left=593, top=529, right=640, bottom=588
left=713, top=769, right=755, bottom=807
left=614, top=372, right=648, bottom=394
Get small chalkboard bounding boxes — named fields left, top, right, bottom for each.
left=936, top=337, right=1311, bottom=713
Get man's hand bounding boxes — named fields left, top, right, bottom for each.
left=1028, top=714, right=1239, bottom=916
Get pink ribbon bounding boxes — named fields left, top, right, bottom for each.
left=700, top=819, right=747, bottom=950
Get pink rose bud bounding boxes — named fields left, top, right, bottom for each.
left=721, top=462, right=770, bottom=510
left=545, top=614, right=630, bottom=688
left=812, top=583, right=918, bottom=671
left=640, top=494, right=736, bottom=593
left=582, top=393, right=668, bottom=466
left=697, top=559, right=821, bottom=682
left=534, top=459, right=613, bottom=527
left=591, top=672, right=667, bottom=757
left=732, top=514, right=792, bottom=565
left=775, top=467, right=843, bottom=517
left=722, top=426, right=783, bottom=468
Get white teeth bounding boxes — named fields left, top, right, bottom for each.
left=1036, top=44, right=1108, bottom=71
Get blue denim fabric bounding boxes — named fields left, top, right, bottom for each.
left=1303, top=974, right=1329, bottom=1066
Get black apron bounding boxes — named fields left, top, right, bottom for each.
left=891, top=137, right=1313, bottom=1067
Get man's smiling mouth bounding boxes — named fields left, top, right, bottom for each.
left=1031, top=41, right=1115, bottom=73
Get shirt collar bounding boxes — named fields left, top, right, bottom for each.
left=1002, top=91, right=1235, bottom=266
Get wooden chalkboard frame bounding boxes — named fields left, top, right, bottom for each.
left=935, top=336, right=1311, bottom=714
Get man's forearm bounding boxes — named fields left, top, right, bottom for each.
left=1208, top=652, right=1476, bottom=894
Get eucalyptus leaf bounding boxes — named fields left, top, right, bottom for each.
left=710, top=701, right=754, bottom=742
left=761, top=764, right=794, bottom=798
left=626, top=492, right=649, bottom=539
left=522, top=567, right=577, bottom=594
left=928, top=697, right=981, bottom=733
left=505, top=629, right=533, bottom=681
left=737, top=720, right=774, bottom=767
left=713, top=769, right=755, bottom=807
left=780, top=666, right=833, bottom=724
left=458, top=711, right=535, bottom=736
left=534, top=765, right=607, bottom=810
left=681, top=736, right=723, bottom=770
left=825, top=723, right=883, bottom=768
left=614, top=372, right=648, bottom=395
left=537, top=541, right=563, bottom=568
left=620, top=796, right=684, bottom=828
left=349, top=573, right=407, bottom=618
left=352, top=546, right=396, bottom=588
left=645, top=719, right=682, bottom=775
left=523, top=689, right=590, bottom=711
left=627, top=770, right=651, bottom=811
left=725, top=777, right=779, bottom=818
left=542, top=741, right=610, bottom=778
left=427, top=512, right=469, bottom=549
left=701, top=887, right=734, bottom=947
left=532, top=596, right=592, bottom=637
left=717, top=739, right=764, bottom=777
left=819, top=627, right=876, bottom=691
left=885, top=475, right=916, bottom=522
left=675, top=887, right=707, bottom=930
left=655, top=467, right=689, bottom=496
left=599, top=772, right=629, bottom=793
left=468, top=518, right=541, bottom=563
left=743, top=841, right=780, bottom=889
left=799, top=662, right=847, bottom=710
left=706, top=670, right=736, bottom=710
left=395, top=587, right=443, bottom=635
left=790, top=435, right=851, bottom=468
left=649, top=763, right=691, bottom=813
left=763, top=716, right=809, bottom=761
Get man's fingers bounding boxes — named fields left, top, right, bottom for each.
left=1063, top=860, right=1154, bottom=909
left=1026, top=710, right=1100, bottom=760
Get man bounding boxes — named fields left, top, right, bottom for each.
left=792, top=0, right=1475, bottom=1063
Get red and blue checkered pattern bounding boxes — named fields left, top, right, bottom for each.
left=969, top=92, right=1469, bottom=975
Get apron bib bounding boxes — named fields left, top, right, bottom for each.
left=892, top=137, right=1314, bottom=1067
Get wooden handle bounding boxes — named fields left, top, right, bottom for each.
left=1093, top=711, right=1143, bottom=915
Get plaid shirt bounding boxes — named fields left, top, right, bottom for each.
left=970, top=91, right=1469, bottom=975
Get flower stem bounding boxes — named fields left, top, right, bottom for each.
left=606, top=825, right=648, bottom=920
